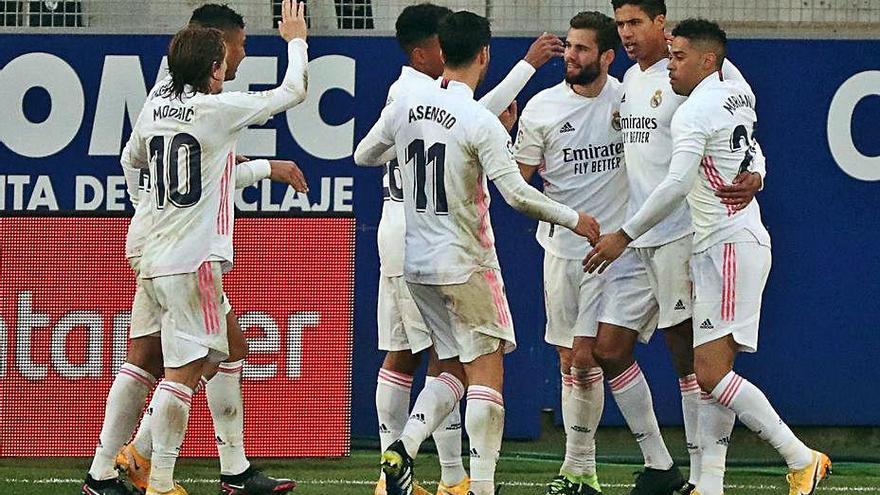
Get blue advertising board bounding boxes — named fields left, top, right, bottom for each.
left=1, top=34, right=878, bottom=439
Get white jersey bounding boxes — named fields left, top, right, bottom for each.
left=620, top=57, right=761, bottom=248
left=515, top=78, right=628, bottom=260
left=123, top=147, right=271, bottom=259
left=378, top=67, right=436, bottom=277
left=377, top=62, right=538, bottom=277
left=122, top=78, right=274, bottom=260
left=619, top=58, right=692, bottom=247
left=128, top=39, right=308, bottom=278
left=671, top=75, right=771, bottom=252
left=370, top=78, right=523, bottom=285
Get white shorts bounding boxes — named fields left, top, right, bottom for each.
left=690, top=241, right=771, bottom=353
left=377, top=274, right=432, bottom=353
left=544, top=251, right=655, bottom=346
left=139, top=261, right=230, bottom=368
left=407, top=269, right=516, bottom=363
left=129, top=257, right=231, bottom=340
left=598, top=249, right=660, bottom=343
left=543, top=253, right=601, bottom=348
left=630, top=235, right=694, bottom=330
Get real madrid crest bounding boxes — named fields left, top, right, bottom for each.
left=612, top=111, right=622, bottom=131
left=650, top=89, right=663, bottom=108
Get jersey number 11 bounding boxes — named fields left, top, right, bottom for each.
left=406, top=139, right=448, bottom=215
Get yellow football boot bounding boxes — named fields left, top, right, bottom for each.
left=437, top=477, right=471, bottom=495
left=115, top=444, right=151, bottom=494
left=145, top=483, right=187, bottom=495
left=787, top=451, right=832, bottom=495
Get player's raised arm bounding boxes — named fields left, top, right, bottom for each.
left=215, top=0, right=309, bottom=131
left=478, top=32, right=563, bottom=116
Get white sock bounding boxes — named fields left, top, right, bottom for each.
left=608, top=362, right=674, bottom=470
left=149, top=380, right=194, bottom=492
left=376, top=368, right=414, bottom=452
left=697, top=392, right=735, bottom=495
left=680, top=374, right=702, bottom=484
left=563, top=367, right=604, bottom=477
left=559, top=372, right=577, bottom=476
left=89, top=364, right=156, bottom=480
left=132, top=390, right=157, bottom=458
left=712, top=371, right=812, bottom=470
left=207, top=360, right=250, bottom=476
left=400, top=372, right=464, bottom=458
left=466, top=386, right=505, bottom=495
left=426, top=376, right=467, bottom=486
left=132, top=376, right=207, bottom=459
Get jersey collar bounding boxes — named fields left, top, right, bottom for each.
left=400, top=65, right=436, bottom=83
left=690, top=70, right=723, bottom=97
left=436, top=77, right=475, bottom=99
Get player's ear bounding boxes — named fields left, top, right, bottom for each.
left=703, top=51, right=717, bottom=71
left=479, top=45, right=489, bottom=65
left=653, top=14, right=666, bottom=31
left=601, top=48, right=615, bottom=70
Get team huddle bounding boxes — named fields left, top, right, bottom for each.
left=355, top=1, right=831, bottom=495
left=80, top=1, right=830, bottom=495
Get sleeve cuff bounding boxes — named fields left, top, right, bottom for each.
left=516, top=59, right=538, bottom=75
left=249, top=159, right=272, bottom=180
left=562, top=208, right=579, bottom=230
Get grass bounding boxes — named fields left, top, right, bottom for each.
left=2, top=425, right=878, bottom=494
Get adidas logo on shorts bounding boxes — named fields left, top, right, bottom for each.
left=559, top=122, right=576, bottom=133
left=410, top=413, right=426, bottom=424
left=674, top=299, right=686, bottom=310
left=700, top=318, right=715, bottom=330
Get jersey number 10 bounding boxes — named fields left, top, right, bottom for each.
left=148, top=133, right=203, bottom=210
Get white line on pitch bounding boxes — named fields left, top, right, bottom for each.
left=2, top=478, right=877, bottom=492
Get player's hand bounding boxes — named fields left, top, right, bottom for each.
left=572, top=212, right=600, bottom=245
left=278, top=0, right=307, bottom=42
left=715, top=171, right=762, bottom=211
left=235, top=155, right=250, bottom=164
left=499, top=100, right=518, bottom=133
left=269, top=159, right=309, bottom=193
left=523, top=32, right=564, bottom=69
left=583, top=229, right=630, bottom=274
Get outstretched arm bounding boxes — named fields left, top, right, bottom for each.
left=478, top=33, right=563, bottom=115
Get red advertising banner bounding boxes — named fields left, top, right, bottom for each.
left=0, top=216, right=354, bottom=457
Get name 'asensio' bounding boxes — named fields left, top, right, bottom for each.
left=408, top=105, right=457, bottom=129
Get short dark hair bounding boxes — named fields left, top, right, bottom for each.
left=569, top=11, right=622, bottom=54
left=438, top=11, right=491, bottom=69
left=189, top=3, right=245, bottom=32
left=610, top=0, right=666, bottom=19
left=395, top=3, right=453, bottom=52
left=166, top=26, right=226, bottom=98
left=672, top=18, right=727, bottom=68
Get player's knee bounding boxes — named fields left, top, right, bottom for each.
left=228, top=336, right=249, bottom=362
left=571, top=346, right=597, bottom=370
left=126, top=337, right=164, bottom=378
left=592, top=341, right=627, bottom=370
left=694, top=354, right=724, bottom=392
left=384, top=350, right=421, bottom=375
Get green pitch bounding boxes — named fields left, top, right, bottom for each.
left=2, top=427, right=878, bottom=494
